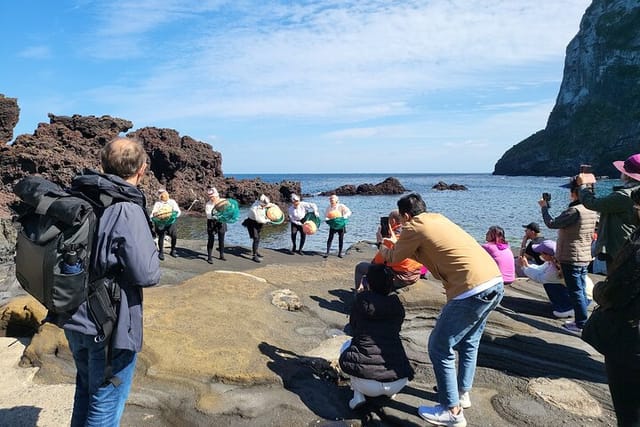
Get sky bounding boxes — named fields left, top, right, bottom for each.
left=0, top=0, right=591, bottom=174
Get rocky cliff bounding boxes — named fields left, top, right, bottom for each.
left=0, top=107, right=300, bottom=218
left=494, top=0, right=640, bottom=176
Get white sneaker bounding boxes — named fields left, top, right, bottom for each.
left=349, top=390, right=366, bottom=410
left=418, top=404, right=467, bottom=427
left=552, top=309, right=574, bottom=318
left=459, top=392, right=471, bottom=409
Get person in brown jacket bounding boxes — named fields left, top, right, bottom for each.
left=540, top=177, right=598, bottom=334
left=380, top=193, right=503, bottom=427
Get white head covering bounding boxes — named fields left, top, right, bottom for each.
left=158, top=188, right=168, bottom=195
left=207, top=187, right=219, bottom=197
left=291, top=193, right=300, bottom=202
left=259, top=194, right=270, bottom=205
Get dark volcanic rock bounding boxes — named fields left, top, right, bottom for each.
left=494, top=0, right=640, bottom=177
left=0, top=112, right=299, bottom=218
left=432, top=181, right=468, bottom=191
left=320, top=177, right=406, bottom=196
left=0, top=95, right=20, bottom=144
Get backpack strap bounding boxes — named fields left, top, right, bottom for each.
left=35, top=195, right=58, bottom=215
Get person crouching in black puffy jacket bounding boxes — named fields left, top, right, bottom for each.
left=339, top=264, right=415, bottom=410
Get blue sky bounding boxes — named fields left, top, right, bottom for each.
left=1, top=1, right=590, bottom=174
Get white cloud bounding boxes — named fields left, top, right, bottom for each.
left=18, top=46, right=52, bottom=59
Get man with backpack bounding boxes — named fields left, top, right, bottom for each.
left=57, top=137, right=160, bottom=425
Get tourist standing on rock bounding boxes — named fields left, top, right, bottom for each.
left=204, top=187, right=227, bottom=263
left=379, top=193, right=503, bottom=427
left=288, top=193, right=319, bottom=255
left=577, top=154, right=640, bottom=271
left=242, top=194, right=274, bottom=263
left=339, top=263, right=414, bottom=410
left=324, top=194, right=352, bottom=258
left=539, top=177, right=598, bottom=334
left=60, top=137, right=161, bottom=426
left=583, top=188, right=640, bottom=427
left=481, top=225, right=515, bottom=285
left=354, top=210, right=424, bottom=293
left=151, top=188, right=181, bottom=260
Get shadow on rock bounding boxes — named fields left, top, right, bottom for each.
left=259, top=342, right=428, bottom=426
left=259, top=341, right=351, bottom=420
left=0, top=406, right=42, bottom=426
left=481, top=335, right=606, bottom=383
left=310, top=289, right=353, bottom=316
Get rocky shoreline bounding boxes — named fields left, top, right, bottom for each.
left=0, top=239, right=616, bottom=426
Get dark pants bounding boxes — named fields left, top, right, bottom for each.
left=291, top=223, right=305, bottom=251
left=543, top=283, right=573, bottom=313
left=207, top=219, right=227, bottom=259
left=155, top=222, right=177, bottom=254
left=243, top=218, right=263, bottom=255
left=605, top=355, right=640, bottom=426
left=326, top=227, right=345, bottom=255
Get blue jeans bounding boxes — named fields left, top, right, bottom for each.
left=428, top=282, right=504, bottom=408
left=65, top=329, right=137, bottom=427
left=560, top=264, right=589, bottom=328
left=543, top=283, right=573, bottom=313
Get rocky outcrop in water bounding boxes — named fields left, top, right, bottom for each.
left=0, top=111, right=299, bottom=219
left=494, top=0, right=640, bottom=176
left=319, top=177, right=407, bottom=196
left=432, top=181, right=468, bottom=191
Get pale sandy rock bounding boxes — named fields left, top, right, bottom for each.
left=528, top=377, right=603, bottom=417
left=271, top=288, right=302, bottom=311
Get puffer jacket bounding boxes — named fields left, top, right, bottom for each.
left=339, top=291, right=414, bottom=382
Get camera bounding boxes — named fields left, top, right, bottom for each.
left=542, top=192, right=551, bottom=207
left=380, top=216, right=390, bottom=238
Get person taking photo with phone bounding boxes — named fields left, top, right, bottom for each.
left=539, top=177, right=597, bottom=334
left=577, top=154, right=640, bottom=271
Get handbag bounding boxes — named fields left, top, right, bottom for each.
left=582, top=304, right=640, bottom=357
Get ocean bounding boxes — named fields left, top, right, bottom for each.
left=177, top=173, right=617, bottom=254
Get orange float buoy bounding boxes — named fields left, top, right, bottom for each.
left=266, top=205, right=284, bottom=222
left=302, top=220, right=318, bottom=235
left=327, top=209, right=342, bottom=219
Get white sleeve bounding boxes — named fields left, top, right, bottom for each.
left=341, top=204, right=352, bottom=218
left=170, top=199, right=181, bottom=217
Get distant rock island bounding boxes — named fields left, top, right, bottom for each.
left=494, top=0, right=640, bottom=177
left=319, top=177, right=406, bottom=196
left=432, top=181, right=468, bottom=191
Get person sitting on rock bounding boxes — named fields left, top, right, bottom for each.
left=339, top=263, right=415, bottom=410
left=520, top=240, right=574, bottom=318
left=482, top=225, right=516, bottom=285
left=204, top=187, right=227, bottom=263
left=354, top=210, right=424, bottom=293
left=151, top=188, right=181, bottom=260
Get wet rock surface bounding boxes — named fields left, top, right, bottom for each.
left=0, top=241, right=616, bottom=426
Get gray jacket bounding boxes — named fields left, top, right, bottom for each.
left=542, top=201, right=598, bottom=265
left=61, top=172, right=161, bottom=352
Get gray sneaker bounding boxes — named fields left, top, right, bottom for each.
left=418, top=404, right=467, bottom=427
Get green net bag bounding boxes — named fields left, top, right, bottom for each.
left=326, top=216, right=348, bottom=230
left=215, top=198, right=240, bottom=224
left=152, top=210, right=178, bottom=228
left=301, top=212, right=321, bottom=234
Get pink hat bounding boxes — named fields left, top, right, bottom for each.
left=613, top=154, right=640, bottom=182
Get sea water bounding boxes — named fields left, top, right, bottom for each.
left=178, top=173, right=617, bottom=254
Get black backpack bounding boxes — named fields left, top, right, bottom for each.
left=13, top=176, right=119, bottom=341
